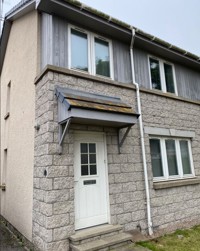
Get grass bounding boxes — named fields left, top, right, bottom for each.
left=137, top=225, right=200, bottom=251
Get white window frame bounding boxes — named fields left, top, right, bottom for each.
left=68, top=25, right=114, bottom=80
left=148, top=55, right=178, bottom=95
left=150, top=137, right=195, bottom=182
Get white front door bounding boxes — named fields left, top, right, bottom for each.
left=74, top=133, right=109, bottom=230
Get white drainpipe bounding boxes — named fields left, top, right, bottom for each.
left=130, top=27, right=153, bottom=236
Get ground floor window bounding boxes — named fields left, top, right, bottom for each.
left=150, top=138, right=195, bottom=181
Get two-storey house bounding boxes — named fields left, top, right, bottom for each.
left=1, top=0, right=200, bottom=250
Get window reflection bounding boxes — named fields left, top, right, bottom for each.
left=164, top=63, right=175, bottom=93
left=71, top=29, right=88, bottom=71
left=149, top=58, right=161, bottom=90
left=95, top=38, right=110, bottom=77
left=150, top=139, right=163, bottom=177
left=166, top=140, right=178, bottom=176
left=180, top=141, right=191, bottom=174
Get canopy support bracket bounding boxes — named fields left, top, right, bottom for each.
left=59, top=118, right=71, bottom=154
left=118, top=126, right=132, bottom=154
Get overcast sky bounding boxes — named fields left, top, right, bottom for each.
left=2, top=0, right=200, bottom=56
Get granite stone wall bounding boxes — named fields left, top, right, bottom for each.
left=141, top=92, right=200, bottom=234
left=33, top=71, right=147, bottom=251
left=33, top=69, right=200, bottom=251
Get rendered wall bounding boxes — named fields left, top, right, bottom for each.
left=0, top=11, right=39, bottom=241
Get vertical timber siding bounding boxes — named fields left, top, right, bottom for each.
left=133, top=48, right=150, bottom=89
left=134, top=47, right=200, bottom=101
left=41, top=13, right=53, bottom=69
left=41, top=15, right=133, bottom=84
left=175, top=64, right=200, bottom=101
left=112, top=40, right=132, bottom=83
left=52, top=16, right=68, bottom=68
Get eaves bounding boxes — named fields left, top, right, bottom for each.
left=0, top=0, right=200, bottom=74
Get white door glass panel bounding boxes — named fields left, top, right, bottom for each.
left=80, top=143, right=97, bottom=176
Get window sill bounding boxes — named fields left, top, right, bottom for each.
left=153, top=177, right=200, bottom=190
left=4, top=112, right=10, bottom=120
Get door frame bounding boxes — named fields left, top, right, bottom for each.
left=73, top=131, right=110, bottom=229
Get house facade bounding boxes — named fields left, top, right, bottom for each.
left=1, top=0, right=200, bottom=251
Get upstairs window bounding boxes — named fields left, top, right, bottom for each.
left=149, top=56, right=177, bottom=95
left=150, top=138, right=194, bottom=181
left=95, top=38, right=110, bottom=77
left=71, top=29, right=88, bottom=72
left=69, top=26, right=113, bottom=79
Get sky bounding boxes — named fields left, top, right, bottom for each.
left=2, top=0, right=200, bottom=56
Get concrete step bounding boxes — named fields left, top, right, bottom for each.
left=70, top=225, right=123, bottom=244
left=70, top=232, right=132, bottom=251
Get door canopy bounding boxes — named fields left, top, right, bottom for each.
left=55, top=87, right=139, bottom=127
left=55, top=87, right=140, bottom=153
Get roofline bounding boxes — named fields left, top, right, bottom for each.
left=135, top=29, right=200, bottom=61
left=57, top=0, right=200, bottom=61
left=0, top=0, right=36, bottom=73
left=5, top=0, right=35, bottom=20
left=0, top=0, right=200, bottom=74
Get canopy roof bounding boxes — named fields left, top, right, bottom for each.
left=55, top=87, right=139, bottom=128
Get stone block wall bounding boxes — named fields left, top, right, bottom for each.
left=33, top=68, right=200, bottom=251
left=33, top=70, right=147, bottom=250
left=33, top=72, right=74, bottom=251
left=141, top=91, right=200, bottom=234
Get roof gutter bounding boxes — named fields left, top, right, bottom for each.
left=1, top=0, right=200, bottom=73
left=0, top=20, right=12, bottom=73
left=130, top=27, right=153, bottom=236
left=5, top=0, right=35, bottom=20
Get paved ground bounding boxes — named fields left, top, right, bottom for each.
left=0, top=220, right=27, bottom=251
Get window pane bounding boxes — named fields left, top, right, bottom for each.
left=150, top=139, right=163, bottom=177
left=89, top=154, right=96, bottom=164
left=81, top=154, right=88, bottom=164
left=89, top=143, right=96, bottom=153
left=81, top=165, right=89, bottom=176
left=166, top=140, right=178, bottom=175
left=71, top=29, right=88, bottom=71
left=149, top=58, right=161, bottom=90
left=90, top=165, right=97, bottom=175
left=81, top=143, right=88, bottom=153
left=95, top=38, right=110, bottom=77
left=180, top=141, right=192, bottom=174
left=164, top=63, right=175, bottom=93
